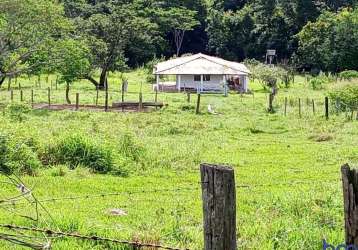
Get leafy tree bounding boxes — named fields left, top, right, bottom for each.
left=0, top=0, right=71, bottom=86
left=63, top=1, right=158, bottom=89
left=53, top=39, right=91, bottom=104
left=297, top=8, right=358, bottom=72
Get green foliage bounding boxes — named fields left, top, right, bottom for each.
left=309, top=77, right=327, bottom=90
left=47, top=134, right=115, bottom=174
left=0, top=133, right=41, bottom=175
left=245, top=60, right=287, bottom=89
left=4, top=103, right=31, bottom=122
left=339, top=70, right=358, bottom=80
left=0, top=0, right=72, bottom=79
left=118, top=132, right=146, bottom=162
left=297, top=8, right=358, bottom=72
left=328, top=82, right=358, bottom=109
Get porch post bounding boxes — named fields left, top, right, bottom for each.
left=156, top=75, right=160, bottom=92
left=177, top=75, right=181, bottom=92
left=200, top=74, right=204, bottom=93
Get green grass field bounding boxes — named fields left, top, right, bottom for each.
left=0, top=69, right=357, bottom=249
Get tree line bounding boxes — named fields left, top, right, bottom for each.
left=0, top=0, right=357, bottom=89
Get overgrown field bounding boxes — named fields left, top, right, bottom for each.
left=0, top=70, right=357, bottom=249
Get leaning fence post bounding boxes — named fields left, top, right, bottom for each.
left=325, top=97, right=329, bottom=120
left=200, top=163, right=237, bottom=250
left=196, top=94, right=201, bottom=114
left=341, top=164, right=358, bottom=245
left=312, top=99, right=315, bottom=115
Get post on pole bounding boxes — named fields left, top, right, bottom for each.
left=200, top=163, right=237, bottom=250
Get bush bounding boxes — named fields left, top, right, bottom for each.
left=0, top=133, right=41, bottom=175
left=47, top=135, right=114, bottom=173
left=5, top=103, right=31, bottom=121
left=309, top=77, right=327, bottom=90
left=339, top=70, right=358, bottom=81
left=328, top=83, right=358, bottom=110
left=118, top=132, right=145, bottom=162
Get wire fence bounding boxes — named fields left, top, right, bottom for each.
left=0, top=167, right=347, bottom=249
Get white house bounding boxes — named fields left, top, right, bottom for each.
left=153, top=53, right=250, bottom=93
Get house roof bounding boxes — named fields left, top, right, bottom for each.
left=154, top=53, right=250, bottom=75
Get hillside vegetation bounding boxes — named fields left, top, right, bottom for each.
left=0, top=71, right=357, bottom=249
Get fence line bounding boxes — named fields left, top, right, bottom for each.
left=0, top=224, right=189, bottom=250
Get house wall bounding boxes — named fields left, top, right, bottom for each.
left=178, top=75, right=224, bottom=90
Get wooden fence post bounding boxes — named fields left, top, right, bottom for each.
left=76, top=93, right=79, bottom=111
left=47, top=87, right=51, bottom=106
left=96, top=89, right=99, bottom=107
left=200, top=163, right=237, bottom=250
left=105, top=89, right=109, bottom=112
left=298, top=98, right=302, bottom=118
left=187, top=92, right=191, bottom=103
left=325, top=97, right=329, bottom=120
left=312, top=99, right=315, bottom=115
left=10, top=90, right=13, bottom=102
left=341, top=164, right=358, bottom=245
left=20, top=90, right=23, bottom=102
left=31, top=89, right=34, bottom=107
left=138, top=92, right=143, bottom=112
left=284, top=97, right=287, bottom=116
left=196, top=94, right=201, bottom=114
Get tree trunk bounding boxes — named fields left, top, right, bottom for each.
left=0, top=76, right=5, bottom=87
left=98, top=68, right=108, bottom=90
left=65, top=82, right=71, bottom=104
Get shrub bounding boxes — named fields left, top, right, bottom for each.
left=309, top=77, right=327, bottom=90
left=328, top=83, right=358, bottom=110
left=5, top=103, right=31, bottom=121
left=339, top=70, right=358, bottom=81
left=118, top=132, right=145, bottom=162
left=47, top=135, right=114, bottom=173
left=0, top=133, right=41, bottom=175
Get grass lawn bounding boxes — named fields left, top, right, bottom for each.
left=0, top=69, right=357, bottom=249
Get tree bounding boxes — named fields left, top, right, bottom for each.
left=0, top=0, right=71, bottom=86
left=297, top=8, right=358, bottom=72
left=163, top=8, right=199, bottom=56
left=53, top=39, right=91, bottom=104
left=63, top=1, right=158, bottom=89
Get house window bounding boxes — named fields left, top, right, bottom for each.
left=194, top=75, right=211, bottom=81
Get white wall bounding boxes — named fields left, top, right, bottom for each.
left=178, top=75, right=224, bottom=90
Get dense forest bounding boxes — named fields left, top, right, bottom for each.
left=0, top=0, right=358, bottom=88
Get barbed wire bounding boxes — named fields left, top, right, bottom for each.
left=0, top=224, right=190, bottom=250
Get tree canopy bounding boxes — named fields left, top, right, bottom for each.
left=1, top=0, right=358, bottom=88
